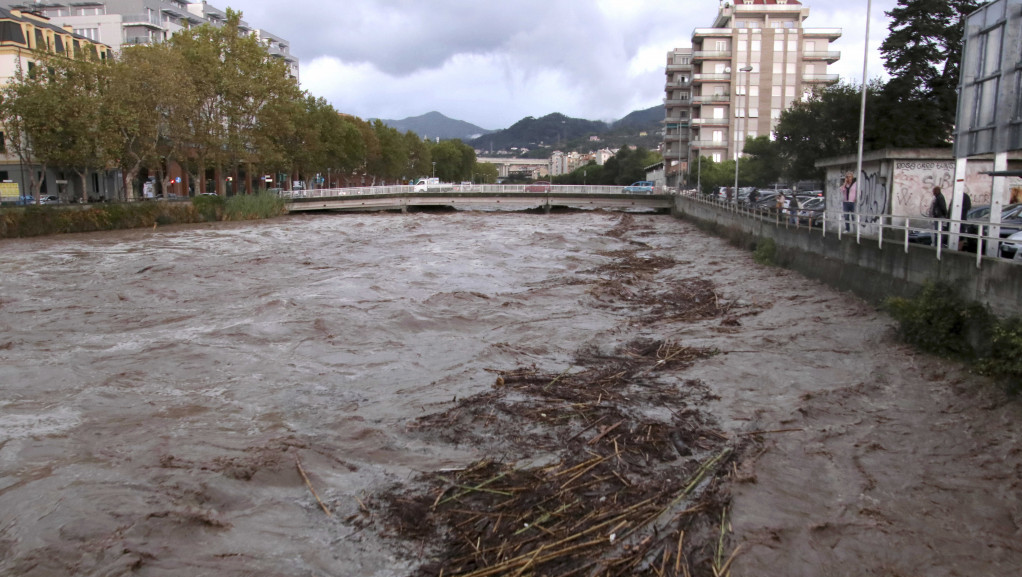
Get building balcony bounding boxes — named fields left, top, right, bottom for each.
left=689, top=140, right=728, bottom=149
left=803, top=50, right=841, bottom=63
left=692, top=28, right=732, bottom=38
left=666, top=63, right=692, bottom=73
left=691, top=94, right=732, bottom=104
left=692, top=50, right=732, bottom=61
left=664, top=99, right=690, bottom=107
left=122, top=13, right=165, bottom=29
left=665, top=80, right=691, bottom=89
left=692, top=73, right=732, bottom=83
left=803, top=28, right=843, bottom=40
left=124, top=36, right=160, bottom=46
left=803, top=73, right=840, bottom=83
left=691, top=117, right=731, bottom=126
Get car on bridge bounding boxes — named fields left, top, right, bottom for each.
left=412, top=178, right=453, bottom=192
left=622, top=181, right=655, bottom=194
left=525, top=181, right=551, bottom=193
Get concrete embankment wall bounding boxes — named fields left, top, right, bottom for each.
left=672, top=196, right=1022, bottom=318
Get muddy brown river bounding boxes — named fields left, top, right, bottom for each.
left=1, top=210, right=1019, bottom=576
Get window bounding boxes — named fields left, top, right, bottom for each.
left=772, top=86, right=782, bottom=97
left=750, top=86, right=759, bottom=97
left=785, top=86, right=796, bottom=97
left=712, top=130, right=724, bottom=142
left=749, top=109, right=759, bottom=118
left=977, top=24, right=1003, bottom=77
left=773, top=62, right=783, bottom=74
left=712, top=153, right=723, bottom=162
left=774, top=40, right=784, bottom=52
left=714, top=107, right=725, bottom=119
left=736, top=85, right=746, bottom=95
left=786, top=62, right=795, bottom=74
left=715, top=63, right=727, bottom=73
left=736, top=108, right=745, bottom=118
left=737, top=40, right=747, bottom=52
left=751, top=40, right=761, bottom=51
left=973, top=78, right=1000, bottom=127
left=74, top=28, right=99, bottom=41
left=771, top=109, right=782, bottom=119
left=716, top=40, right=728, bottom=51
left=788, top=39, right=797, bottom=51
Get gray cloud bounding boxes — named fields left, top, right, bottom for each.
left=223, top=0, right=900, bottom=128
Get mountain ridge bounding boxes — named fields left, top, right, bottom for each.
left=379, top=106, right=666, bottom=154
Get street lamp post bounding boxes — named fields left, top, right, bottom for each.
left=733, top=66, right=754, bottom=203
left=851, top=0, right=872, bottom=241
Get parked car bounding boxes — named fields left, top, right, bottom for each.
left=748, top=192, right=779, bottom=214
left=1001, top=229, right=1022, bottom=259
left=525, top=180, right=551, bottom=193
left=796, top=196, right=826, bottom=227
left=39, top=195, right=59, bottom=204
left=622, top=181, right=655, bottom=194
left=911, top=203, right=1021, bottom=249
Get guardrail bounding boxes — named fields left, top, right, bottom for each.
left=682, top=192, right=1020, bottom=268
left=282, top=184, right=636, bottom=198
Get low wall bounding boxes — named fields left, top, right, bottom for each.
left=672, top=196, right=1022, bottom=318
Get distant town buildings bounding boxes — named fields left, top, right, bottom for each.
left=663, top=0, right=841, bottom=188
left=0, top=0, right=298, bottom=78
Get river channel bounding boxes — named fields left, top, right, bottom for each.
left=1, top=210, right=1019, bottom=576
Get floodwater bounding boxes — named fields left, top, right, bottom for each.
left=0, top=210, right=1019, bottom=576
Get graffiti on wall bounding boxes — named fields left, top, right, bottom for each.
left=826, top=166, right=888, bottom=225
left=857, top=169, right=889, bottom=223
left=893, top=161, right=955, bottom=217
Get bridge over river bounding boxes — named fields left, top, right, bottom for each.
left=284, top=184, right=673, bottom=212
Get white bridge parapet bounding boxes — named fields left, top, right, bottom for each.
left=284, top=184, right=674, bottom=212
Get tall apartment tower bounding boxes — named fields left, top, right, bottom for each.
left=663, top=48, right=693, bottom=184
left=665, top=0, right=840, bottom=186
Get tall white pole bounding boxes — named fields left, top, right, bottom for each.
left=854, top=0, right=872, bottom=237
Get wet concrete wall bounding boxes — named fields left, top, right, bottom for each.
left=672, top=196, right=1022, bottom=318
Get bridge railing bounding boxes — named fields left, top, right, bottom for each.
left=281, top=184, right=650, bottom=199
left=682, top=191, right=1021, bottom=268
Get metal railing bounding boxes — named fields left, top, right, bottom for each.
left=282, top=184, right=645, bottom=199
left=681, top=191, right=1020, bottom=268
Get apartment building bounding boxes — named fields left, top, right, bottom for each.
left=664, top=0, right=840, bottom=187
left=663, top=48, right=693, bottom=185
left=1, top=0, right=299, bottom=78
left=0, top=8, right=114, bottom=202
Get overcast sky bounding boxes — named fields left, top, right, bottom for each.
left=222, top=0, right=899, bottom=130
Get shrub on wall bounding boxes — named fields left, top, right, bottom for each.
left=885, top=281, right=1020, bottom=393
left=0, top=195, right=283, bottom=239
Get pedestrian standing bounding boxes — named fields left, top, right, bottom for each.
left=930, top=186, right=948, bottom=246
left=840, top=171, right=857, bottom=232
